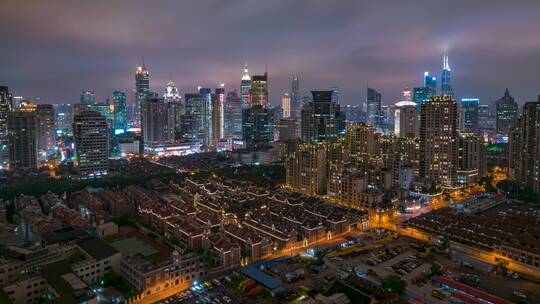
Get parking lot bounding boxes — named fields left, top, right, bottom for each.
left=155, top=278, right=239, bottom=304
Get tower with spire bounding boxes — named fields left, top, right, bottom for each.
left=440, top=52, right=454, bottom=97
left=291, top=74, right=300, bottom=118
left=240, top=62, right=251, bottom=108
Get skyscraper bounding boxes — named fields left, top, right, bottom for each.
left=301, top=91, right=345, bottom=142
left=508, top=98, right=540, bottom=192
left=424, top=72, right=437, bottom=96
left=240, top=63, right=251, bottom=108
left=212, top=87, right=225, bottom=147
left=54, top=104, right=73, bottom=137
left=394, top=101, right=419, bottom=138
left=8, top=110, right=37, bottom=169
left=80, top=90, right=96, bottom=105
left=35, top=104, right=55, bottom=155
left=440, top=53, right=454, bottom=97
left=73, top=111, right=109, bottom=178
left=495, top=88, right=518, bottom=139
left=457, top=131, right=485, bottom=185
left=135, top=62, right=150, bottom=128
left=0, top=86, right=13, bottom=167
left=163, top=81, right=184, bottom=142
left=291, top=74, right=300, bottom=118
left=459, top=98, right=479, bottom=134
left=282, top=93, right=291, bottom=118
left=366, top=87, right=382, bottom=129
left=419, top=95, right=459, bottom=189
left=223, top=90, right=242, bottom=140
left=251, top=73, right=269, bottom=108
left=113, top=91, right=127, bottom=134
left=181, top=89, right=212, bottom=148
left=331, top=87, right=340, bottom=104
left=143, top=96, right=169, bottom=149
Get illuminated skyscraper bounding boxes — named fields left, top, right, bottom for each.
left=242, top=104, right=272, bottom=149
left=424, top=72, right=437, bottom=96
left=212, top=86, right=225, bottom=146
left=495, top=88, right=518, bottom=138
left=459, top=98, right=479, bottom=134
left=135, top=62, right=150, bottom=128
left=163, top=80, right=181, bottom=103
left=224, top=90, right=242, bottom=140
left=0, top=86, right=13, bottom=167
left=240, top=63, right=251, bottom=108
left=142, top=96, right=168, bottom=149
left=163, top=81, right=184, bottom=142
left=282, top=92, right=291, bottom=118
left=291, top=74, right=300, bottom=118
left=113, top=91, right=127, bottom=134
left=181, top=88, right=213, bottom=148
left=366, top=87, right=382, bottom=129
left=21, top=103, right=55, bottom=156
left=8, top=110, right=37, bottom=169
left=419, top=95, right=459, bottom=188
left=301, top=91, right=345, bottom=142
left=251, top=72, right=268, bottom=107
left=440, top=53, right=454, bottom=97
left=80, top=90, right=96, bottom=105
left=73, top=111, right=109, bottom=178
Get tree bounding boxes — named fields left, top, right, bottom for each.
left=496, top=179, right=519, bottom=198
left=382, top=275, right=406, bottom=294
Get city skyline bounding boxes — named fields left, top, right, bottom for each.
left=2, top=1, right=540, bottom=106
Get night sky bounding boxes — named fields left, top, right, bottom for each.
left=1, top=0, right=540, bottom=106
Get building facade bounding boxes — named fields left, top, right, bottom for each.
left=73, top=111, right=109, bottom=178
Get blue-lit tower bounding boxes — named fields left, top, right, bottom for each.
left=424, top=72, right=436, bottom=96
left=113, top=91, right=127, bottom=134
left=441, top=53, right=454, bottom=97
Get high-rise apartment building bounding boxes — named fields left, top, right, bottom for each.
left=419, top=95, right=459, bottom=189
left=142, top=97, right=169, bottom=148
left=495, top=88, right=518, bottom=138
left=286, top=142, right=327, bottom=195
left=8, top=110, right=37, bottom=169
left=212, top=87, right=225, bottom=147
left=73, top=111, right=109, bottom=178
left=508, top=98, right=540, bottom=192
left=457, top=132, right=486, bottom=185
left=224, top=90, right=242, bottom=140
left=301, top=91, right=345, bottom=142
left=394, top=101, right=419, bottom=138
left=182, top=89, right=212, bottom=148
left=242, top=104, right=272, bottom=149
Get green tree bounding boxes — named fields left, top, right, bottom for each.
left=382, top=275, right=407, bottom=294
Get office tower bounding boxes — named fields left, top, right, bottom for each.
left=182, top=89, right=212, bottom=147
left=112, top=91, right=127, bottom=134
left=457, top=132, right=486, bottom=185
left=291, top=74, right=300, bottom=118
left=413, top=87, right=430, bottom=107
left=419, top=95, right=459, bottom=189
left=251, top=72, right=268, bottom=107
left=80, top=90, right=96, bottom=105
left=91, top=102, right=114, bottom=130
left=331, top=87, right=340, bottom=104
left=459, top=98, right=479, bottom=134
left=495, top=88, right=518, bottom=139
left=301, top=91, right=345, bottom=142
left=163, top=80, right=181, bottom=103
left=163, top=81, right=184, bottom=142
left=35, top=104, right=55, bottom=155
left=242, top=104, right=272, bottom=149
left=8, top=111, right=37, bottom=169
left=508, top=98, right=540, bottom=192
left=12, top=96, right=23, bottom=109
left=73, top=111, right=109, bottom=178
left=366, top=88, right=382, bottom=129
left=394, top=101, right=419, bottom=138
left=142, top=96, right=168, bottom=148
left=282, top=93, right=291, bottom=118
left=54, top=104, right=73, bottom=137
left=424, top=72, right=437, bottom=96
left=440, top=53, right=454, bottom=97
left=286, top=142, right=327, bottom=195
left=212, top=87, right=225, bottom=146
left=381, top=105, right=394, bottom=132
left=478, top=104, right=495, bottom=140
left=135, top=62, right=150, bottom=131
left=0, top=86, right=13, bottom=167
left=240, top=63, right=251, bottom=108
left=224, top=90, right=242, bottom=140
